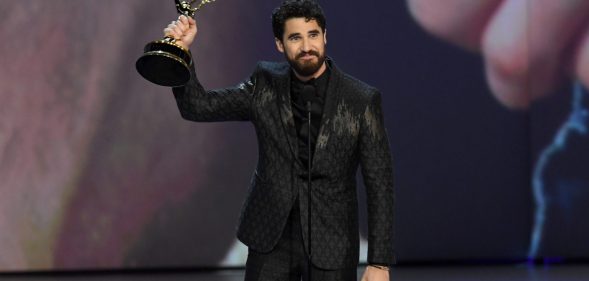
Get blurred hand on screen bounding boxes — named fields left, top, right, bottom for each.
left=407, top=0, right=589, bottom=109
left=163, top=15, right=197, bottom=50
left=361, top=265, right=390, bottom=281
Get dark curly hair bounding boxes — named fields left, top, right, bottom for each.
left=272, top=0, right=326, bottom=41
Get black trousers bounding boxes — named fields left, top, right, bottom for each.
left=244, top=198, right=357, bottom=281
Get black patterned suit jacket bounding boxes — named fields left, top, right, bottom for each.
left=172, top=58, right=395, bottom=269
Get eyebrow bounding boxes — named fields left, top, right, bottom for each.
left=287, top=32, right=302, bottom=40
left=287, top=29, right=321, bottom=39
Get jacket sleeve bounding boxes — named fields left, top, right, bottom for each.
left=172, top=61, right=257, bottom=122
left=359, top=90, right=396, bottom=265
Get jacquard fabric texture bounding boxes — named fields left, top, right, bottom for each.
left=172, top=58, right=395, bottom=269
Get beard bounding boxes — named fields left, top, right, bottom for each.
left=286, top=50, right=326, bottom=77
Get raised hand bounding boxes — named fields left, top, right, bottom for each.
left=164, top=15, right=198, bottom=50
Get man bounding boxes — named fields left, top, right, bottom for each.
left=165, top=1, right=394, bottom=280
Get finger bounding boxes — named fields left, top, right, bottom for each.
left=480, top=0, right=529, bottom=109
left=178, top=16, right=191, bottom=35
left=165, top=24, right=180, bottom=38
left=189, top=18, right=197, bottom=33
left=483, top=0, right=589, bottom=109
left=407, top=0, right=503, bottom=50
left=574, top=25, right=589, bottom=90
left=528, top=0, right=589, bottom=97
left=164, top=26, right=179, bottom=38
left=186, top=21, right=197, bottom=38
left=163, top=27, right=174, bottom=37
left=179, top=14, right=190, bottom=26
left=166, top=21, right=177, bottom=35
left=176, top=19, right=188, bottom=33
left=172, top=24, right=183, bottom=38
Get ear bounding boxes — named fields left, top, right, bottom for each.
left=323, top=29, right=327, bottom=45
left=275, top=38, right=285, bottom=53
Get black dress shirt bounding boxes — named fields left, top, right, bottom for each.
left=290, top=67, right=331, bottom=171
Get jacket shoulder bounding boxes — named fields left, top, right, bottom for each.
left=338, top=71, right=380, bottom=101
left=254, top=61, right=290, bottom=77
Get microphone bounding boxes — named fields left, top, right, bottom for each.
left=300, top=82, right=315, bottom=280
left=301, top=84, right=316, bottom=112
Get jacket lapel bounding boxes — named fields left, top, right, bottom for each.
left=312, top=59, right=341, bottom=171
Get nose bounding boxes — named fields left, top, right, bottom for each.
left=301, top=38, right=311, bottom=52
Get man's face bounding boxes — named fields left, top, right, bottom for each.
left=275, top=18, right=327, bottom=77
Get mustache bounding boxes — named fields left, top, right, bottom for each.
left=296, top=50, right=321, bottom=60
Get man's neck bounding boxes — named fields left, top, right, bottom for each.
left=293, top=61, right=328, bottom=82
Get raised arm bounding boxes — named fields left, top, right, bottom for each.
left=173, top=70, right=256, bottom=122
left=166, top=15, right=256, bottom=122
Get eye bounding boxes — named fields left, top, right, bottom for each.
left=289, top=35, right=301, bottom=42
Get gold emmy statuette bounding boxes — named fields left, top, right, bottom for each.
left=136, top=0, right=216, bottom=87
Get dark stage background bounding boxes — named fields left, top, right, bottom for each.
left=0, top=0, right=587, bottom=272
